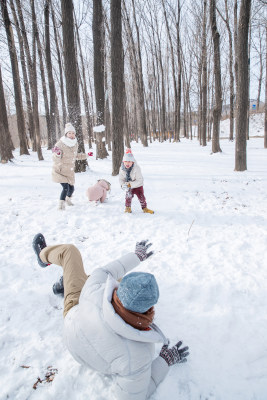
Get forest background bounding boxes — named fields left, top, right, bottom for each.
left=0, top=0, right=266, bottom=175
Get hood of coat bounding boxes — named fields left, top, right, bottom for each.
left=60, top=135, right=77, bottom=147
left=102, top=275, right=168, bottom=344
left=98, top=179, right=110, bottom=190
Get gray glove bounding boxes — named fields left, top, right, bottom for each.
left=159, top=341, right=189, bottom=366
left=135, top=240, right=153, bottom=261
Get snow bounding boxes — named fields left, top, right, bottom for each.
left=0, top=121, right=267, bottom=399
left=93, top=124, right=105, bottom=133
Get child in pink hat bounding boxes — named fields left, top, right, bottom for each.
left=119, top=149, right=154, bottom=214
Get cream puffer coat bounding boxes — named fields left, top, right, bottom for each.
left=119, top=163, right=144, bottom=189
left=64, top=253, right=169, bottom=400
left=52, top=136, right=87, bottom=185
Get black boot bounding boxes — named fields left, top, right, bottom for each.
left=53, top=276, right=64, bottom=295
left=32, top=233, right=49, bottom=268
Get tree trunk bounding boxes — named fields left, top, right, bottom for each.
left=0, top=65, right=14, bottom=161
left=75, top=13, right=93, bottom=149
left=44, top=0, right=57, bottom=146
left=218, top=0, right=235, bottom=141
left=92, top=0, right=108, bottom=159
left=210, top=0, right=222, bottom=153
left=104, top=40, right=112, bottom=151
left=235, top=0, right=251, bottom=171
left=9, top=0, right=35, bottom=147
left=111, top=0, right=124, bottom=175
left=131, top=0, right=148, bottom=146
left=1, top=0, right=29, bottom=155
left=122, top=0, right=147, bottom=146
left=61, top=0, right=87, bottom=172
left=14, top=0, right=37, bottom=150
left=201, top=0, right=208, bottom=146
left=30, top=0, right=44, bottom=160
left=51, top=4, right=67, bottom=128
left=35, top=24, right=52, bottom=149
left=264, top=24, right=267, bottom=149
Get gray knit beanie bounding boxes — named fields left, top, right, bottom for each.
left=117, top=272, right=159, bottom=313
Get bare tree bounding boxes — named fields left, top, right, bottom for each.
left=0, top=65, right=14, bottom=161
left=201, top=0, right=208, bottom=146
left=9, top=0, right=35, bottom=147
left=217, top=0, right=235, bottom=141
left=92, top=0, right=108, bottom=158
left=44, top=0, right=57, bottom=146
left=235, top=0, right=251, bottom=171
left=111, top=0, right=124, bottom=175
left=51, top=3, right=67, bottom=127
left=210, top=0, right=222, bottom=153
left=122, top=0, right=148, bottom=146
left=264, top=23, right=267, bottom=149
left=61, top=0, right=87, bottom=172
left=74, top=16, right=93, bottom=149
left=1, top=0, right=29, bottom=155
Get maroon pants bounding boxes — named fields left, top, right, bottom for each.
left=125, top=186, right=147, bottom=208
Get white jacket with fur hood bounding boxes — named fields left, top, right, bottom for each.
left=119, top=163, right=144, bottom=189
left=64, top=253, right=169, bottom=400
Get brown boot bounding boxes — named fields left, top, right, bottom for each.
left=142, top=207, right=154, bottom=214
left=125, top=207, right=132, bottom=213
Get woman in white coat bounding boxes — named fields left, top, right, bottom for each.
left=32, top=234, right=189, bottom=400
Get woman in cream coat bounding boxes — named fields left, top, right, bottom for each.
left=52, top=122, right=87, bottom=210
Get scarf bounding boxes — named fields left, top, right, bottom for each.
left=60, top=135, right=77, bottom=147
left=112, top=289, right=154, bottom=331
left=121, top=163, right=133, bottom=182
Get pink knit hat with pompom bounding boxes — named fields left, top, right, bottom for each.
left=123, top=148, right=135, bottom=162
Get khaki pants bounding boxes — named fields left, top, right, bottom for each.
left=40, top=244, right=88, bottom=317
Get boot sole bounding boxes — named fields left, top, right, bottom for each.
left=32, top=233, right=49, bottom=268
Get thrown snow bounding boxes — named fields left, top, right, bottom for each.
left=0, top=133, right=267, bottom=399
left=93, top=124, right=105, bottom=133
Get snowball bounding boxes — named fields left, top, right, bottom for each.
left=93, top=125, right=105, bottom=133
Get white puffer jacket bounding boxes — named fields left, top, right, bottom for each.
left=64, top=253, right=169, bottom=400
left=119, top=163, right=144, bottom=189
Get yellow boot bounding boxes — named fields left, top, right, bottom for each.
left=125, top=207, right=132, bottom=213
left=142, top=207, right=154, bottom=214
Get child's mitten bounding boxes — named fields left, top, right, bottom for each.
left=52, top=146, right=62, bottom=157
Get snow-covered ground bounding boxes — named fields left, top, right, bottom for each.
left=0, top=129, right=267, bottom=399
left=220, top=112, right=264, bottom=138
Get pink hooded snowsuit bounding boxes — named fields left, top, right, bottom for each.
left=86, top=180, right=110, bottom=203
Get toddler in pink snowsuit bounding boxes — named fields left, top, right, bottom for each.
left=86, top=179, right=111, bottom=205
left=119, top=149, right=154, bottom=214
